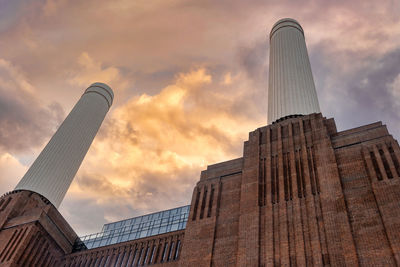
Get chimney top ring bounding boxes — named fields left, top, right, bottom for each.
left=270, top=18, right=304, bottom=40
left=84, top=82, right=114, bottom=107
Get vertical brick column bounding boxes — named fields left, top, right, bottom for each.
left=237, top=131, right=261, bottom=266
left=315, top=120, right=359, bottom=266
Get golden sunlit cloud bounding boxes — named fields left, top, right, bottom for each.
left=0, top=59, right=35, bottom=94
left=63, top=67, right=260, bottom=227
left=70, top=52, right=129, bottom=93
left=222, top=72, right=232, bottom=85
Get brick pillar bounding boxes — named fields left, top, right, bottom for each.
left=237, top=131, right=261, bottom=266
left=0, top=190, right=79, bottom=266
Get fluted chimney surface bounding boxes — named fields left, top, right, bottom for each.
left=268, top=18, right=320, bottom=124
left=15, top=83, right=113, bottom=208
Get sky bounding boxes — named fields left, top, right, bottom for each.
left=0, top=0, right=400, bottom=236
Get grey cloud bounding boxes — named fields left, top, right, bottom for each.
left=60, top=196, right=136, bottom=236
left=0, top=62, right=65, bottom=153
left=309, top=43, right=400, bottom=139
left=237, top=39, right=269, bottom=85
left=344, top=49, right=400, bottom=137
left=235, top=38, right=269, bottom=118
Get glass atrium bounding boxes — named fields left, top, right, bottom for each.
left=80, top=205, right=190, bottom=249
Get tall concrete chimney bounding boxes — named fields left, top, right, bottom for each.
left=268, top=18, right=320, bottom=124
left=15, top=83, right=113, bottom=208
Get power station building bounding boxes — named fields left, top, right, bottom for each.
left=0, top=18, right=400, bottom=266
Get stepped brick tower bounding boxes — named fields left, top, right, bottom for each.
left=1, top=18, right=400, bottom=267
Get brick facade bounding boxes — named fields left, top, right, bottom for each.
left=63, top=231, right=184, bottom=266
left=1, top=113, right=400, bottom=266
left=0, top=191, right=77, bottom=266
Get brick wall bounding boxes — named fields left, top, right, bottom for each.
left=180, top=113, right=400, bottom=266
left=1, top=113, right=400, bottom=266
left=63, top=230, right=184, bottom=266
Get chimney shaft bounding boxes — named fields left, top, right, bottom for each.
left=268, top=18, right=320, bottom=124
left=15, top=83, right=113, bottom=208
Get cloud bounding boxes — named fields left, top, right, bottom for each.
left=69, top=52, right=129, bottom=93
left=389, top=73, right=400, bottom=108
left=310, top=46, right=400, bottom=138
left=0, top=153, right=27, bottom=193
left=221, top=72, right=232, bottom=85
left=0, top=59, right=64, bottom=153
left=60, top=68, right=262, bottom=233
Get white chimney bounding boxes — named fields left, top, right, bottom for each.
left=268, top=18, right=320, bottom=124
left=15, top=83, right=113, bottom=208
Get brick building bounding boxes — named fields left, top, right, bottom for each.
left=0, top=19, right=400, bottom=266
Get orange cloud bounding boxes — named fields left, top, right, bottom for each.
left=69, top=52, right=129, bottom=93
left=61, top=68, right=262, bottom=233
